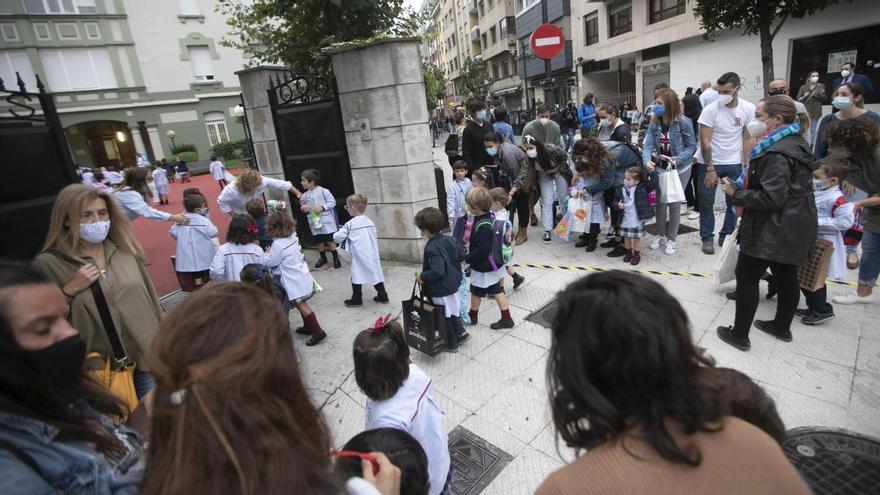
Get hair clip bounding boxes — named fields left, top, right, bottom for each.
left=369, top=313, right=392, bottom=334
left=246, top=224, right=258, bottom=234
left=170, top=388, right=187, bottom=405
left=330, top=450, right=379, bottom=476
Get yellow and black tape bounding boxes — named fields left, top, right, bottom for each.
left=511, top=263, right=865, bottom=287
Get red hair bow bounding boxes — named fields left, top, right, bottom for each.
left=369, top=313, right=392, bottom=334
left=246, top=224, right=258, bottom=234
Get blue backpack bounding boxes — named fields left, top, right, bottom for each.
left=473, top=216, right=514, bottom=271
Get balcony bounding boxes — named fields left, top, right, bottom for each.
left=470, top=27, right=480, bottom=43
left=469, top=0, right=478, bottom=13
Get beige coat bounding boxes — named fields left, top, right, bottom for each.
left=35, top=241, right=163, bottom=371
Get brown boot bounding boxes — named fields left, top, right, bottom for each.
left=515, top=229, right=528, bottom=246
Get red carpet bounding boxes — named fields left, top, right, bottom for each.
left=131, top=172, right=233, bottom=296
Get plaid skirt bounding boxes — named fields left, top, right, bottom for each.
left=619, top=224, right=645, bottom=239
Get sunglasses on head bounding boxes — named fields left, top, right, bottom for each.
left=329, top=450, right=379, bottom=476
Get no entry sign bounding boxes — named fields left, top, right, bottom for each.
left=530, top=24, right=564, bottom=60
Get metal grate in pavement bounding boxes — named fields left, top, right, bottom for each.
left=783, top=427, right=880, bottom=494
left=447, top=426, right=513, bottom=494
left=524, top=299, right=558, bottom=329
left=644, top=222, right=699, bottom=236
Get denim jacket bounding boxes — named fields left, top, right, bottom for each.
left=642, top=115, right=697, bottom=174
left=0, top=409, right=145, bottom=494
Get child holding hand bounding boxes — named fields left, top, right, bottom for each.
left=466, top=188, right=514, bottom=329
left=297, top=169, right=341, bottom=269
left=334, top=193, right=388, bottom=306
left=489, top=187, right=525, bottom=289
left=615, top=164, right=658, bottom=266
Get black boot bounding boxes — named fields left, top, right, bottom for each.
left=345, top=283, right=363, bottom=306
left=512, top=272, right=525, bottom=289
left=765, top=275, right=777, bottom=300
left=373, top=283, right=389, bottom=303
left=315, top=252, right=328, bottom=269
left=332, top=250, right=341, bottom=269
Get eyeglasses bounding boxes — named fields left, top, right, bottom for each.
left=329, top=450, right=379, bottom=476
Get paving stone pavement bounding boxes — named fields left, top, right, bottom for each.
left=161, top=144, right=880, bottom=493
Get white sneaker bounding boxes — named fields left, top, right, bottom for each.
left=832, top=292, right=876, bottom=305
left=664, top=240, right=677, bottom=255
left=649, top=236, right=665, bottom=250
left=687, top=211, right=700, bottom=220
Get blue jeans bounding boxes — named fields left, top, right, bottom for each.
left=697, top=162, right=742, bottom=241
left=133, top=368, right=156, bottom=399
left=859, top=229, right=880, bottom=287
left=562, top=128, right=576, bottom=152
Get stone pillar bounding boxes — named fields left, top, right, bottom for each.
left=235, top=66, right=289, bottom=203
left=146, top=126, right=165, bottom=160
left=329, top=38, right=435, bottom=262
left=129, top=126, right=147, bottom=157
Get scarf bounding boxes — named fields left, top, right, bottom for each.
left=750, top=123, right=800, bottom=160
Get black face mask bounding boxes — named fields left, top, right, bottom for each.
left=24, top=335, right=86, bottom=389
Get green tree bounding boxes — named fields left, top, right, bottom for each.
left=423, top=63, right=447, bottom=112
left=694, top=0, right=851, bottom=95
left=457, top=56, right=489, bottom=103
left=217, top=0, right=423, bottom=74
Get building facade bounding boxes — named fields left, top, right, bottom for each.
left=515, top=0, right=574, bottom=109
left=0, top=0, right=246, bottom=169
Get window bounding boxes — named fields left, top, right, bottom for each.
left=584, top=11, right=599, bottom=46
left=481, top=33, right=487, bottom=49
left=178, top=0, right=201, bottom=16
left=204, top=111, right=229, bottom=146
left=0, top=23, right=19, bottom=41
left=501, top=60, right=509, bottom=77
left=489, top=26, right=496, bottom=45
left=649, top=0, right=685, bottom=24
left=22, top=0, right=96, bottom=14
left=189, top=46, right=215, bottom=81
left=511, top=57, right=517, bottom=74
left=0, top=51, right=36, bottom=88
left=499, top=18, right=507, bottom=38
left=487, top=0, right=493, bottom=10
left=492, top=63, right=499, bottom=80
left=516, top=0, right=539, bottom=13
left=83, top=22, right=100, bottom=39
left=55, top=22, right=79, bottom=39
left=478, top=0, right=483, bottom=17
left=608, top=1, right=632, bottom=38
left=39, top=48, right=116, bottom=91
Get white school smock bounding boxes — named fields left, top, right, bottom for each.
left=266, top=234, right=315, bottom=301
left=217, top=176, right=293, bottom=215
left=152, top=168, right=169, bottom=195
left=814, top=186, right=855, bottom=281
left=574, top=176, right=608, bottom=224
left=209, top=160, right=227, bottom=180
left=81, top=171, right=94, bottom=187
left=170, top=212, right=218, bottom=272
left=620, top=185, right=640, bottom=229
left=105, top=170, right=124, bottom=185
left=210, top=242, right=266, bottom=282
left=112, top=188, right=172, bottom=222
left=446, top=178, right=472, bottom=220
left=365, top=364, right=450, bottom=495
left=333, top=215, right=384, bottom=285
left=302, top=186, right=339, bottom=235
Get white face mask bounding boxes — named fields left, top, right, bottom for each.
left=538, top=117, right=550, bottom=126
left=79, top=220, right=110, bottom=244
left=717, top=93, right=734, bottom=106
left=747, top=119, right=767, bottom=138
left=840, top=69, right=851, bottom=78
left=810, top=75, right=819, bottom=83
left=526, top=148, right=538, bottom=159
left=601, top=118, right=612, bottom=127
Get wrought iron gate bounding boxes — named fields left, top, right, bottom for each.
left=0, top=74, right=77, bottom=259
left=268, top=72, right=354, bottom=247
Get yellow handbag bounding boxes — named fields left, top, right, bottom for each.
left=85, top=352, right=139, bottom=415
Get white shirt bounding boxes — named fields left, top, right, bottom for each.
left=217, top=176, right=293, bottom=215
left=696, top=98, right=756, bottom=165
left=112, top=188, right=171, bottom=222
left=209, top=160, right=227, bottom=180
left=266, top=234, right=315, bottom=301
left=446, top=178, right=472, bottom=220
left=365, top=364, right=450, bottom=495
left=210, top=242, right=267, bottom=282
left=699, top=87, right=719, bottom=108
left=620, top=185, right=640, bottom=228
left=333, top=215, right=384, bottom=285
left=81, top=171, right=94, bottom=187
left=105, top=170, right=124, bottom=185
left=170, top=212, right=217, bottom=272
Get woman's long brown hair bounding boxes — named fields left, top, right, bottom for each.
left=141, top=283, right=339, bottom=495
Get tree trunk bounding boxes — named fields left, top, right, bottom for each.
left=759, top=22, right=774, bottom=98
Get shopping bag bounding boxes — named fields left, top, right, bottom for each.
left=568, top=196, right=590, bottom=233
left=553, top=211, right=574, bottom=241
left=458, top=269, right=471, bottom=324
left=798, top=239, right=834, bottom=291
left=85, top=353, right=138, bottom=417
left=660, top=168, right=686, bottom=203
left=713, top=225, right=739, bottom=286
left=402, top=282, right=448, bottom=356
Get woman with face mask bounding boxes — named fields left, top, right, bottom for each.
left=0, top=259, right=146, bottom=494
left=34, top=184, right=164, bottom=399
left=796, top=70, right=826, bottom=145
left=814, top=82, right=880, bottom=160
left=717, top=96, right=817, bottom=352
left=522, top=135, right=573, bottom=243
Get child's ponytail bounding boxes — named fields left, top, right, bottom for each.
left=240, top=263, right=284, bottom=305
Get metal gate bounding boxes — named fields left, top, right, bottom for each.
left=268, top=72, right=354, bottom=247
left=0, top=74, right=77, bottom=259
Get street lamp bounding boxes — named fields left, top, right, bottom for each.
left=166, top=129, right=176, bottom=154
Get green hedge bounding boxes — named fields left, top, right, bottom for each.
left=171, top=143, right=197, bottom=154
left=211, top=139, right=252, bottom=160
left=176, top=151, right=198, bottom=162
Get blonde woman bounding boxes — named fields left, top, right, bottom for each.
left=34, top=184, right=163, bottom=398
left=217, top=167, right=301, bottom=215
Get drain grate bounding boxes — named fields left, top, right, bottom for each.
left=525, top=299, right=558, bottom=329
left=783, top=427, right=880, bottom=494
left=644, top=222, right=699, bottom=236
left=447, top=426, right=513, bottom=494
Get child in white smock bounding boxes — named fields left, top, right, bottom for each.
left=297, top=168, right=341, bottom=269
left=447, top=160, right=472, bottom=228
left=170, top=193, right=217, bottom=291
left=210, top=213, right=266, bottom=281
left=333, top=193, right=388, bottom=306
left=152, top=164, right=170, bottom=205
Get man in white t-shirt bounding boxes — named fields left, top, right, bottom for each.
left=696, top=72, right=756, bottom=254
left=699, top=80, right=718, bottom=108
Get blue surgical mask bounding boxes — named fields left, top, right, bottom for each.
left=475, top=110, right=487, bottom=121
left=486, top=146, right=498, bottom=157
left=832, top=96, right=851, bottom=110
left=653, top=103, right=665, bottom=117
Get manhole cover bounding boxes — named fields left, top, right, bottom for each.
left=525, top=299, right=558, bottom=329
left=447, top=426, right=513, bottom=494
left=645, top=222, right=699, bottom=236
left=783, top=427, right=880, bottom=494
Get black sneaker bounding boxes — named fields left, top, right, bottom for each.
left=373, top=294, right=390, bottom=303
left=333, top=257, right=342, bottom=269
left=445, top=345, right=460, bottom=353
left=717, top=326, right=751, bottom=351
left=305, top=331, right=327, bottom=346
left=725, top=291, right=737, bottom=301
left=344, top=298, right=363, bottom=307
left=754, top=320, right=793, bottom=342
left=607, top=246, right=627, bottom=257
left=512, top=273, right=525, bottom=289
left=794, top=308, right=811, bottom=319
left=802, top=312, right=834, bottom=326
left=489, top=318, right=515, bottom=330
left=294, top=326, right=311, bottom=335
left=542, top=231, right=551, bottom=244
left=585, top=239, right=597, bottom=252
left=315, top=257, right=328, bottom=269
left=600, top=238, right=620, bottom=249
left=575, top=237, right=590, bottom=248
left=457, top=332, right=470, bottom=343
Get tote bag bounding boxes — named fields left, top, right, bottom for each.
left=660, top=166, right=686, bottom=204
left=713, top=225, right=739, bottom=286
left=402, top=282, right=448, bottom=356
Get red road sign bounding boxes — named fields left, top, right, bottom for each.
left=530, top=24, right=564, bottom=60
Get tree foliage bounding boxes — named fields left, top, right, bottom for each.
left=423, top=63, right=447, bottom=112
left=457, top=57, right=489, bottom=103
left=217, top=0, right=424, bottom=74
left=694, top=0, right=851, bottom=91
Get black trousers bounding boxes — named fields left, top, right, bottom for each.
left=352, top=282, right=387, bottom=297
left=506, top=189, right=530, bottom=229
left=684, top=171, right=699, bottom=210
left=733, top=253, right=800, bottom=338
left=801, top=286, right=833, bottom=314
left=603, top=188, right=622, bottom=235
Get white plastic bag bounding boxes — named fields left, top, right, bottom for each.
left=713, top=225, right=739, bottom=286
left=660, top=167, right=686, bottom=204
left=568, top=196, right=590, bottom=233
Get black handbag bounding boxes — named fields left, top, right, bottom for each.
left=401, top=282, right=448, bottom=356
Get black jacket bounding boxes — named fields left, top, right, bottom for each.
left=734, top=134, right=818, bottom=266
left=682, top=93, right=702, bottom=122
left=465, top=213, right=494, bottom=273
left=461, top=120, right=495, bottom=170
left=615, top=170, right=659, bottom=221
left=420, top=234, right=466, bottom=298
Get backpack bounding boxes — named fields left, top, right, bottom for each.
left=473, top=216, right=514, bottom=271
left=444, top=132, right=459, bottom=157
left=452, top=215, right=474, bottom=246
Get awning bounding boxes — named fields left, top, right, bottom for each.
left=492, top=86, right=521, bottom=96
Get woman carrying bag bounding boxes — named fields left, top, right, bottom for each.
left=642, top=88, right=697, bottom=256
left=35, top=184, right=163, bottom=400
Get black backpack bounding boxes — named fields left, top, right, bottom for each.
left=444, top=132, right=459, bottom=158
